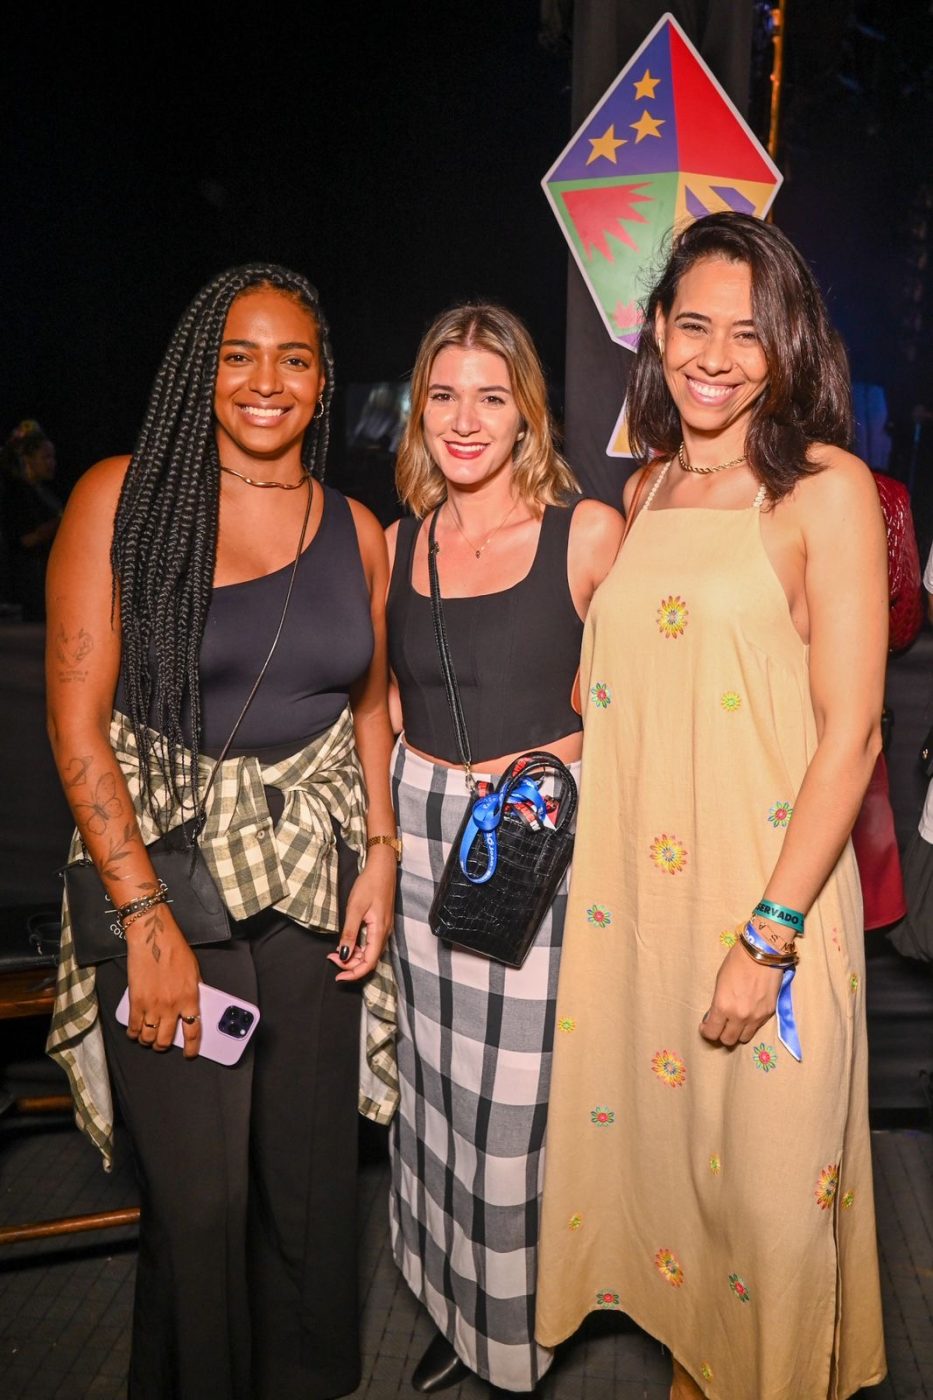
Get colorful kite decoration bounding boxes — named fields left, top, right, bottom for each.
left=542, top=11, right=782, bottom=361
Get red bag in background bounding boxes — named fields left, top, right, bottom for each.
left=851, top=473, right=920, bottom=929
left=873, top=472, right=923, bottom=653
left=851, top=752, right=907, bottom=930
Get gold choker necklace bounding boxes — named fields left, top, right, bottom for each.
left=677, top=442, right=746, bottom=475
left=220, top=464, right=311, bottom=490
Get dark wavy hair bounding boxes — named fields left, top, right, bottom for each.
left=626, top=212, right=853, bottom=501
left=113, top=262, right=334, bottom=821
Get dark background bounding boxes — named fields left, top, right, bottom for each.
left=2, top=1, right=932, bottom=528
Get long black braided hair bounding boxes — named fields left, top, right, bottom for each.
left=113, top=262, right=335, bottom=824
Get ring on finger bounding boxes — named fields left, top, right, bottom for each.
left=143, top=1021, right=158, bottom=1029
left=180, top=1013, right=201, bottom=1025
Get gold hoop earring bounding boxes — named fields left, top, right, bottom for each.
left=313, top=397, right=325, bottom=420
left=657, top=338, right=665, bottom=358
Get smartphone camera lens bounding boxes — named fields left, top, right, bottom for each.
left=219, top=1006, right=255, bottom=1039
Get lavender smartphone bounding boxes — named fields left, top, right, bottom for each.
left=115, top=982, right=261, bottom=1065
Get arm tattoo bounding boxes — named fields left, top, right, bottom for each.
left=140, top=907, right=163, bottom=963
left=74, top=773, right=123, bottom=835
left=63, top=755, right=93, bottom=789
left=100, top=823, right=140, bottom=883
left=56, top=625, right=94, bottom=683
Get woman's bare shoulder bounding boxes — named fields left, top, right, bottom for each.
left=796, top=445, right=884, bottom=519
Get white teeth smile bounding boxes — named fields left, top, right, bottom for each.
left=239, top=405, right=287, bottom=419
left=446, top=443, right=486, bottom=455
left=688, top=380, right=735, bottom=402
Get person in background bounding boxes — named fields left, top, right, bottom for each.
left=0, top=418, right=63, bottom=620
left=536, top=212, right=888, bottom=1399
left=888, top=538, right=933, bottom=963
left=45, top=264, right=396, bottom=1400
left=385, top=303, right=623, bottom=1395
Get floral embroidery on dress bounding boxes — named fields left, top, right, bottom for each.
left=649, top=834, right=688, bottom=875
left=720, top=690, right=742, bottom=712
left=709, top=1154, right=721, bottom=1175
left=701, top=1363, right=713, bottom=1381
left=842, top=1190, right=855, bottom=1209
left=651, top=1049, right=687, bottom=1087
left=815, top=1163, right=840, bottom=1210
left=655, top=1248, right=684, bottom=1286
left=586, top=904, right=612, bottom=928
left=767, top=800, right=793, bottom=828
left=657, top=594, right=689, bottom=638
left=590, top=681, right=612, bottom=708
left=719, top=928, right=737, bottom=949
left=596, top=1289, right=620, bottom=1309
left=569, top=1213, right=583, bottom=1230
left=752, top=1043, right=777, bottom=1073
left=849, top=973, right=860, bottom=994
left=557, top=1016, right=576, bottom=1033
left=729, top=1273, right=751, bottom=1303
left=591, top=1107, right=615, bottom=1126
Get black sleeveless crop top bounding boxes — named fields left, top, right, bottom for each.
left=387, top=503, right=584, bottom=763
left=116, top=486, right=374, bottom=754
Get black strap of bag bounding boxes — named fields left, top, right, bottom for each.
left=172, top=475, right=316, bottom=826
left=427, top=508, right=478, bottom=792
left=65, top=478, right=314, bottom=965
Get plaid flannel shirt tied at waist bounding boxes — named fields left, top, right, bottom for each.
left=108, top=705, right=368, bottom=930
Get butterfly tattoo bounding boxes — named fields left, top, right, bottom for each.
left=75, top=773, right=122, bottom=835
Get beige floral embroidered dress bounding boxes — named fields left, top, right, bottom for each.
left=536, top=472, right=886, bottom=1399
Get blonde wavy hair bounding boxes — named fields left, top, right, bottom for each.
left=395, top=303, right=578, bottom=518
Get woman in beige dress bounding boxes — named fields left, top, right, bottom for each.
left=536, top=213, right=888, bottom=1399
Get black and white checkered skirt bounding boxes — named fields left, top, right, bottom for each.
left=388, top=738, right=576, bottom=1392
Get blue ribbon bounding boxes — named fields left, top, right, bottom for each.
left=743, top=922, right=802, bottom=1062
left=458, top=778, right=548, bottom=884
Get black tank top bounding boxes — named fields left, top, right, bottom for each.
left=387, top=503, right=584, bottom=763
left=116, top=486, right=374, bottom=754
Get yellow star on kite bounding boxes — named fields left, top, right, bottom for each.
left=630, top=109, right=665, bottom=143
left=586, top=124, right=627, bottom=165
left=633, top=68, right=661, bottom=100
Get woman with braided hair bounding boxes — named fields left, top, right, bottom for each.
left=45, top=264, right=397, bottom=1399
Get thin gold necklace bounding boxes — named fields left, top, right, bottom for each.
left=445, top=498, right=520, bottom=559
left=220, top=464, right=311, bottom=490
left=677, top=441, right=746, bottom=475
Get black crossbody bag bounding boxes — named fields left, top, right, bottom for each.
left=63, top=481, right=313, bottom=967
left=425, top=509, right=578, bottom=969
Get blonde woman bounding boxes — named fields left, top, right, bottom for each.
left=385, top=303, right=623, bottom=1395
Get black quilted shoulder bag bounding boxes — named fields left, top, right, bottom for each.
left=425, top=509, right=578, bottom=969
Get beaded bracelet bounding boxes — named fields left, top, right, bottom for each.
left=753, top=898, right=805, bottom=937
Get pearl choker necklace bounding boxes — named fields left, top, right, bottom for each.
left=677, top=442, right=746, bottom=475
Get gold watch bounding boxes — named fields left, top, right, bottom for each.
left=366, top=834, right=402, bottom=862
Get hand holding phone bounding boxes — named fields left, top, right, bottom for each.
left=116, top=982, right=260, bottom=1065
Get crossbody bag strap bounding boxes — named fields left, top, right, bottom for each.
left=196, top=475, right=315, bottom=819
left=427, top=508, right=478, bottom=795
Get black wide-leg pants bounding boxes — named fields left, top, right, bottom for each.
left=96, top=908, right=362, bottom=1400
